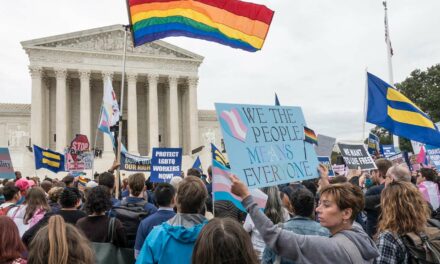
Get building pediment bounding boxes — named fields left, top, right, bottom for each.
left=21, top=24, right=203, bottom=61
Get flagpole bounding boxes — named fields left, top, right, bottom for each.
left=115, top=25, right=129, bottom=199
left=362, top=69, right=368, bottom=141
left=91, top=103, right=103, bottom=178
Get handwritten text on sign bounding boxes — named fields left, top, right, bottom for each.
left=215, top=103, right=319, bottom=188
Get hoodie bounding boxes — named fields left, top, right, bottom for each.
left=242, top=196, right=379, bottom=264
left=136, top=213, right=207, bottom=264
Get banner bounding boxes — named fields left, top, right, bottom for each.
left=120, top=152, right=151, bottom=171
left=0, top=148, right=15, bottom=179
left=388, top=153, right=409, bottom=168
left=315, top=134, right=336, bottom=157
left=367, top=133, right=380, bottom=156
left=215, top=103, right=319, bottom=188
left=318, top=156, right=334, bottom=176
left=332, top=164, right=346, bottom=176
left=337, top=143, right=377, bottom=170
left=381, top=144, right=396, bottom=158
left=150, top=148, right=182, bottom=182
left=65, top=134, right=93, bottom=171
left=426, top=145, right=440, bottom=170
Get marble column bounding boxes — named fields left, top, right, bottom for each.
left=168, top=75, right=179, bottom=147
left=188, top=77, right=199, bottom=153
left=55, top=68, right=68, bottom=152
left=29, top=66, right=44, bottom=148
left=148, top=74, right=159, bottom=155
left=127, top=72, right=139, bottom=155
left=79, top=70, right=91, bottom=143
left=102, top=71, right=115, bottom=156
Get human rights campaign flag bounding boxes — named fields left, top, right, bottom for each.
left=33, top=145, right=65, bottom=173
left=192, top=156, right=203, bottom=172
left=366, top=72, right=440, bottom=147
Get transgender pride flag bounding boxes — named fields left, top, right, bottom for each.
left=213, top=159, right=267, bottom=212
left=220, top=108, right=248, bottom=142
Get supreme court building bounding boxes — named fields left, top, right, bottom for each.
left=0, top=24, right=223, bottom=177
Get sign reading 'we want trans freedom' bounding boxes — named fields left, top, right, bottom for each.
left=215, top=103, right=319, bottom=189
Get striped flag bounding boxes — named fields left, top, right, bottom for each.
left=220, top=108, right=248, bottom=142
left=212, top=159, right=267, bottom=212
left=192, top=156, right=203, bottom=172
left=304, top=126, right=318, bottom=145
left=33, top=145, right=65, bottom=173
left=211, top=143, right=229, bottom=168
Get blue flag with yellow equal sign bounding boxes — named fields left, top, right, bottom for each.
left=33, top=145, right=65, bottom=173
left=191, top=156, right=203, bottom=173
left=366, top=72, right=440, bottom=147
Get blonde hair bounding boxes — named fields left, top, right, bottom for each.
left=377, top=181, right=429, bottom=236
left=28, top=215, right=94, bottom=264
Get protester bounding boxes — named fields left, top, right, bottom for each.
left=15, top=171, right=22, bottom=181
left=192, top=217, right=259, bottom=264
left=121, top=178, right=129, bottom=198
left=7, top=187, right=50, bottom=237
left=136, top=176, right=208, bottom=264
left=186, top=168, right=202, bottom=178
left=135, top=183, right=176, bottom=258
left=230, top=173, right=379, bottom=263
left=364, top=159, right=393, bottom=237
left=98, top=172, right=119, bottom=206
left=417, top=168, right=440, bottom=210
left=14, top=178, right=33, bottom=204
left=244, top=186, right=289, bottom=260
left=61, top=175, right=75, bottom=188
left=47, top=187, right=63, bottom=213
left=76, top=186, right=127, bottom=247
left=385, top=164, right=411, bottom=184
left=374, top=181, right=430, bottom=263
left=0, top=216, right=27, bottom=264
left=39, top=180, right=52, bottom=197
left=0, top=186, right=21, bottom=215
left=28, top=215, right=94, bottom=264
left=262, top=188, right=330, bottom=264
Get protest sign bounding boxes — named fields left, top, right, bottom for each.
left=215, top=103, right=320, bottom=188
left=66, top=134, right=93, bottom=171
left=388, top=153, right=409, bottom=168
left=367, top=133, right=380, bottom=156
left=150, top=148, right=182, bottom=182
left=426, top=145, right=440, bottom=170
left=409, top=154, right=421, bottom=171
left=315, top=134, right=336, bottom=157
left=332, top=164, right=346, bottom=176
left=337, top=143, right=377, bottom=170
left=318, top=156, right=334, bottom=176
left=120, top=152, right=151, bottom=171
left=411, top=141, right=424, bottom=155
left=381, top=145, right=396, bottom=158
left=0, top=148, right=15, bottom=179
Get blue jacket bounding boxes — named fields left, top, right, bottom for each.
left=136, top=214, right=207, bottom=264
left=262, top=216, right=330, bottom=264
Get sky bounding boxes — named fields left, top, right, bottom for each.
left=1, top=0, right=439, bottom=141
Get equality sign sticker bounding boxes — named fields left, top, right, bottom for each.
left=150, top=148, right=182, bottom=182
left=0, top=148, right=15, bottom=179
left=215, top=103, right=319, bottom=189
left=337, top=143, right=377, bottom=170
left=121, top=152, right=151, bottom=171
left=318, top=156, right=334, bottom=177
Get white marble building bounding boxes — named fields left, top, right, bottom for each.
left=0, top=25, right=224, bottom=178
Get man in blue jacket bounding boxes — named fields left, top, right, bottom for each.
left=136, top=176, right=208, bottom=264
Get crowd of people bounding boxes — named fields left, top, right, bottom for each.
left=0, top=159, right=440, bottom=264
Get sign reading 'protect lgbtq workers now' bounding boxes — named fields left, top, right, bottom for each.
left=215, top=103, right=319, bottom=189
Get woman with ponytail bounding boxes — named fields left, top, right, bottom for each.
left=27, top=215, right=94, bottom=264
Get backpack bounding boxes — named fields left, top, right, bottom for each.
left=0, top=204, right=15, bottom=216
left=402, top=219, right=440, bottom=264
left=112, top=199, right=150, bottom=248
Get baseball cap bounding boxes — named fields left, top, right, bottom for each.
left=15, top=178, right=31, bottom=192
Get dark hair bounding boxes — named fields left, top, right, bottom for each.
left=420, top=168, right=437, bottom=182
left=59, top=187, right=81, bottom=208
left=207, top=166, right=212, bottom=178
left=84, top=186, right=112, bottom=214
left=214, top=200, right=247, bottom=222
left=187, top=168, right=202, bottom=178
left=62, top=176, right=75, bottom=186
left=302, top=179, right=318, bottom=196
left=177, top=176, right=207, bottom=214
left=2, top=186, right=20, bottom=201
left=192, top=218, right=258, bottom=264
left=319, top=183, right=364, bottom=222
left=128, top=173, right=146, bottom=197
left=331, top=175, right=347, bottom=184
left=375, top=158, right=393, bottom=179
left=145, top=178, right=154, bottom=191
left=98, top=172, right=115, bottom=189
left=154, top=183, right=175, bottom=207
left=0, top=216, right=26, bottom=263
left=289, top=188, right=315, bottom=218
left=40, top=180, right=53, bottom=193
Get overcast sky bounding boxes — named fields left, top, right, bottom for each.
left=1, top=0, right=439, bottom=141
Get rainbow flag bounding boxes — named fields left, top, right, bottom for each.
left=127, top=0, right=274, bottom=52
left=212, top=159, right=267, bottom=212
left=304, top=126, right=318, bottom=145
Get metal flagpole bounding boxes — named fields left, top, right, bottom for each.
left=362, top=68, right=368, bottom=142
left=115, top=25, right=129, bottom=199
left=91, top=103, right=103, bottom=178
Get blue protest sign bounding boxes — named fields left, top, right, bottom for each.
left=318, top=156, right=334, bottom=176
left=381, top=145, right=396, bottom=158
left=150, top=148, right=182, bottom=182
left=120, top=152, right=151, bottom=171
left=426, top=145, right=440, bottom=170
left=367, top=133, right=380, bottom=155
left=215, top=103, right=320, bottom=188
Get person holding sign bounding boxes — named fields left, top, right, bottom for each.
left=229, top=172, right=379, bottom=263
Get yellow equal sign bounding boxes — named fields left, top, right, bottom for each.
left=42, top=151, right=61, bottom=160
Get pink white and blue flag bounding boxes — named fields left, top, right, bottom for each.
left=98, top=76, right=120, bottom=147
left=220, top=108, right=248, bottom=142
left=212, top=159, right=267, bottom=212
